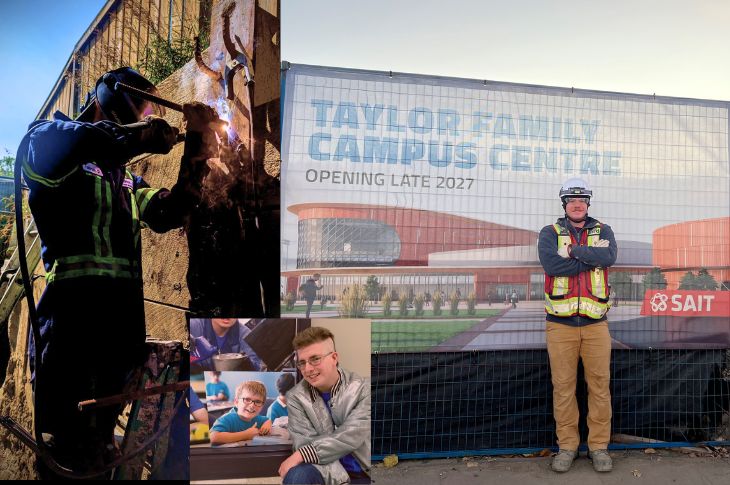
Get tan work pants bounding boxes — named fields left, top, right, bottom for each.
left=546, top=321, right=612, bottom=451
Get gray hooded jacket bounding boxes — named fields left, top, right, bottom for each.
left=286, top=367, right=371, bottom=485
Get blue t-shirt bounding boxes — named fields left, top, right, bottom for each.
left=266, top=397, right=287, bottom=421
left=189, top=389, right=205, bottom=413
left=211, top=408, right=269, bottom=434
left=206, top=382, right=230, bottom=400
left=321, top=392, right=364, bottom=475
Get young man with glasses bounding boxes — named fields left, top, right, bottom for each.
left=538, top=178, right=618, bottom=473
left=278, top=327, right=371, bottom=484
left=209, top=381, right=272, bottom=445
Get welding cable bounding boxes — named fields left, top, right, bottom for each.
left=13, top=137, right=189, bottom=479
left=13, top=130, right=46, bottom=463
left=3, top=386, right=188, bottom=479
left=243, top=78, right=268, bottom=314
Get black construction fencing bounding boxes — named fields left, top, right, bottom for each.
left=371, top=349, right=730, bottom=459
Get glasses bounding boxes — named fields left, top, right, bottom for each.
left=238, top=397, right=264, bottom=407
left=296, top=351, right=334, bottom=369
left=565, top=197, right=589, bottom=204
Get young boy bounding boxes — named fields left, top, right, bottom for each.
left=205, top=371, right=230, bottom=402
left=210, top=381, right=272, bottom=445
left=266, top=373, right=296, bottom=421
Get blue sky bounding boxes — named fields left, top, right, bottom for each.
left=2, top=0, right=729, bottom=156
left=0, top=0, right=107, bottom=156
left=283, top=0, right=730, bottom=102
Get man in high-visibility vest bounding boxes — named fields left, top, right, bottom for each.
left=18, top=66, right=218, bottom=477
left=537, top=178, right=618, bottom=473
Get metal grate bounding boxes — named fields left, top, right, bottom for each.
left=372, top=349, right=730, bottom=459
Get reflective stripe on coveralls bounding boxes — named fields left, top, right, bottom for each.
left=22, top=160, right=79, bottom=188
left=134, top=186, right=163, bottom=230
left=45, top=255, right=139, bottom=283
left=45, top=165, right=146, bottom=283
left=544, top=223, right=609, bottom=319
left=92, top=175, right=113, bottom=257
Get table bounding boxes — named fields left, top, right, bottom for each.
left=190, top=444, right=292, bottom=480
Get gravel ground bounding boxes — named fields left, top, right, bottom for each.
left=371, top=448, right=730, bottom=485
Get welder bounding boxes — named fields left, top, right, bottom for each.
left=16, top=66, right=218, bottom=477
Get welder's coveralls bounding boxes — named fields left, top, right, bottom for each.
left=18, top=112, right=199, bottom=468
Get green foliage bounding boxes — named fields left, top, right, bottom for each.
left=0, top=196, right=24, bottom=261
left=137, top=27, right=208, bottom=84
left=284, top=292, right=296, bottom=311
left=695, top=268, right=718, bottom=290
left=339, top=285, right=369, bottom=318
left=642, top=268, right=668, bottom=292
left=413, top=293, right=425, bottom=316
left=364, top=275, right=381, bottom=301
left=609, top=271, right=633, bottom=299
left=0, top=153, right=14, bottom=177
left=398, top=292, right=409, bottom=316
left=432, top=291, right=443, bottom=316
left=467, top=291, right=477, bottom=315
left=678, top=271, right=697, bottom=290
left=368, top=309, right=501, bottom=319
left=381, top=292, right=392, bottom=316
left=372, top=320, right=481, bottom=352
left=449, top=291, right=460, bottom=316
left=677, top=269, right=717, bottom=291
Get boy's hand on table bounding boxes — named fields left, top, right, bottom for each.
left=242, top=423, right=260, bottom=440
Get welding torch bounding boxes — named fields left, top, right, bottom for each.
left=115, top=81, right=230, bottom=145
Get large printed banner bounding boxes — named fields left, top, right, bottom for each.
left=641, top=290, right=730, bottom=317
left=281, top=64, right=730, bottom=352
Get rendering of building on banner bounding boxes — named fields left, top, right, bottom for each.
left=280, top=63, right=730, bottom=350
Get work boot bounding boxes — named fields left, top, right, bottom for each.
left=589, top=449, right=613, bottom=472
left=551, top=449, right=577, bottom=472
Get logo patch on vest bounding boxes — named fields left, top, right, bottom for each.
left=82, top=163, right=103, bottom=177
left=123, top=178, right=133, bottom=190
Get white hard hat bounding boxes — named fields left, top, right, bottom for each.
left=559, top=178, right=592, bottom=201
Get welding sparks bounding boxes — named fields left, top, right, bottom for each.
left=213, top=98, right=239, bottom=145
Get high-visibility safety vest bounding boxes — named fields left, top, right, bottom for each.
left=23, top=157, right=162, bottom=285
left=544, top=223, right=610, bottom=319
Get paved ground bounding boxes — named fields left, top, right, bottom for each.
left=371, top=449, right=730, bottom=485
left=286, top=300, right=729, bottom=351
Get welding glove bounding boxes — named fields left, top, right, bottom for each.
left=182, top=102, right=224, bottom=161
left=183, top=102, right=221, bottom=134
left=124, top=115, right=179, bottom=155
left=593, top=239, right=610, bottom=248
left=558, top=244, right=571, bottom=259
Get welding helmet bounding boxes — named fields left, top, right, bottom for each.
left=559, top=177, right=592, bottom=209
left=77, top=67, right=164, bottom=124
